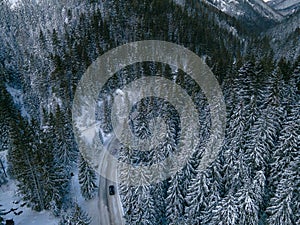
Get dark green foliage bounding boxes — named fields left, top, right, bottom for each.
left=53, top=106, right=77, bottom=172
left=267, top=105, right=299, bottom=225
left=0, top=0, right=299, bottom=224
left=8, top=117, right=44, bottom=210
left=0, top=156, right=7, bottom=186
left=8, top=116, right=70, bottom=213
left=0, top=78, right=16, bottom=154
left=79, top=154, right=98, bottom=200
left=166, top=171, right=185, bottom=225
left=59, top=202, right=91, bottom=225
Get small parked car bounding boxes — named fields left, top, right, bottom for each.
left=109, top=185, right=115, bottom=195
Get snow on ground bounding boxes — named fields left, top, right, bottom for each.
left=0, top=181, right=59, bottom=225
left=8, top=0, right=21, bottom=9
left=0, top=151, right=58, bottom=225
left=0, top=154, right=100, bottom=225
left=1, top=144, right=101, bottom=224
left=272, top=0, right=299, bottom=10
left=6, top=85, right=30, bottom=120
left=70, top=169, right=101, bottom=224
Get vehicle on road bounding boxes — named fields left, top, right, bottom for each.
left=109, top=185, right=115, bottom=195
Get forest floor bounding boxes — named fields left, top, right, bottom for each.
left=0, top=181, right=59, bottom=225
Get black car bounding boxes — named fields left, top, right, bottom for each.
left=109, top=185, right=115, bottom=195
left=6, top=219, right=14, bottom=225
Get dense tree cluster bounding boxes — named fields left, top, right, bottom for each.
left=0, top=0, right=298, bottom=224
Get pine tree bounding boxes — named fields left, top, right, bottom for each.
left=244, top=113, right=275, bottom=172
left=0, top=78, right=15, bottom=154
left=166, top=171, right=185, bottom=225
left=39, top=123, right=70, bottom=214
left=0, top=156, right=7, bottom=186
left=8, top=117, right=45, bottom=211
left=59, top=202, right=91, bottom=225
left=236, top=181, right=260, bottom=225
left=267, top=165, right=299, bottom=225
left=137, top=186, right=156, bottom=225
left=8, top=114, right=70, bottom=213
left=204, top=194, right=239, bottom=225
left=53, top=106, right=77, bottom=172
left=267, top=105, right=299, bottom=225
left=151, top=182, right=167, bottom=225
left=223, top=101, right=247, bottom=192
left=185, top=170, right=210, bottom=224
left=79, top=154, right=98, bottom=200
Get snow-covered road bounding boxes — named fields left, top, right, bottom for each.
left=93, top=142, right=125, bottom=225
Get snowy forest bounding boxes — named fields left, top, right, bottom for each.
left=0, top=0, right=299, bottom=224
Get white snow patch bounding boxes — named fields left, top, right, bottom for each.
left=229, top=26, right=238, bottom=36
left=69, top=168, right=100, bottom=225
left=0, top=181, right=59, bottom=225
left=8, top=0, right=21, bottom=9
left=6, top=85, right=30, bottom=120
left=173, top=0, right=185, bottom=6
left=80, top=123, right=100, bottom=146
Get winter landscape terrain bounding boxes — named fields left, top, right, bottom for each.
left=0, top=0, right=299, bottom=225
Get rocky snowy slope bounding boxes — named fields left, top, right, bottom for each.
left=266, top=9, right=300, bottom=60
left=204, top=0, right=283, bottom=21
left=267, top=0, right=300, bottom=16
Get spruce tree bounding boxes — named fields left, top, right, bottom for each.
left=205, top=194, right=239, bottom=225
left=40, top=123, right=70, bottom=214
left=267, top=105, right=299, bottom=225
left=166, top=171, right=185, bottom=225
left=185, top=171, right=210, bottom=224
left=9, top=117, right=45, bottom=211
left=59, top=202, right=91, bottom=225
left=79, top=154, right=98, bottom=200
left=236, top=181, right=260, bottom=225
left=0, top=78, right=15, bottom=154
left=53, top=106, right=77, bottom=172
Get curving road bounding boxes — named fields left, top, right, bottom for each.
left=93, top=137, right=125, bottom=225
